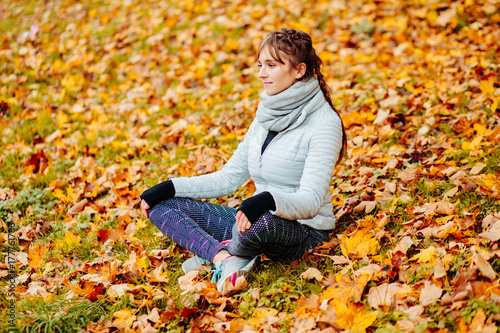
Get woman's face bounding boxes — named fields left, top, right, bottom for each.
left=257, top=46, right=303, bottom=96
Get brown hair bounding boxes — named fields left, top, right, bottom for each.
left=258, top=28, right=347, bottom=165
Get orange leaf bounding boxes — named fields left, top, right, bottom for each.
left=471, top=174, right=500, bottom=199
left=321, top=273, right=371, bottom=303
left=112, top=309, right=136, bottom=329
left=334, top=301, right=378, bottom=332
left=341, top=228, right=380, bottom=259
left=28, top=243, right=48, bottom=269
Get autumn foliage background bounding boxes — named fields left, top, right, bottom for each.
left=1, top=0, right=500, bottom=332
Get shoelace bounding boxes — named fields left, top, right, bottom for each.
left=211, top=264, right=222, bottom=283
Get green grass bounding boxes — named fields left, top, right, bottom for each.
left=0, top=152, right=26, bottom=186
left=0, top=297, right=106, bottom=333
left=29, top=159, right=73, bottom=190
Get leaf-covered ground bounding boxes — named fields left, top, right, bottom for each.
left=1, top=0, right=500, bottom=332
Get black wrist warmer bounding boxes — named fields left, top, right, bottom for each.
left=140, top=180, right=175, bottom=208
left=238, top=191, right=276, bottom=223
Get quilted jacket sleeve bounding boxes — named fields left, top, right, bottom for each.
left=268, top=110, right=343, bottom=221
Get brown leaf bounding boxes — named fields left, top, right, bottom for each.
left=471, top=246, right=497, bottom=280
left=353, top=201, right=378, bottom=213
left=67, top=198, right=88, bottom=216
left=367, top=283, right=410, bottom=309
left=419, top=281, right=443, bottom=306
left=398, top=170, right=416, bottom=182
left=390, top=236, right=416, bottom=255
left=434, top=258, right=447, bottom=279
left=220, top=275, right=248, bottom=296
left=300, top=267, right=324, bottom=282
left=479, top=220, right=500, bottom=242
left=178, top=270, right=200, bottom=291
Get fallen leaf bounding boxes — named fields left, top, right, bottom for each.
left=112, top=309, right=136, bottom=329
left=67, top=198, right=88, bottom=216
left=410, top=246, right=437, bottom=264
left=419, top=281, right=443, bottom=306
left=321, top=273, right=371, bottom=303
left=300, top=267, right=324, bottom=282
left=471, top=174, right=500, bottom=199
left=367, top=283, right=410, bottom=309
left=471, top=246, right=497, bottom=280
left=334, top=301, right=378, bottom=332
left=341, top=228, right=380, bottom=259
left=479, top=220, right=500, bottom=242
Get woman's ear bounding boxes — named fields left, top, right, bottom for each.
left=295, top=63, right=307, bottom=79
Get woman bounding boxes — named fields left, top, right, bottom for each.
left=140, top=28, right=347, bottom=295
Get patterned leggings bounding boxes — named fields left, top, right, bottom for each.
left=148, top=197, right=330, bottom=262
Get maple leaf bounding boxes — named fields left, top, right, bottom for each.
left=321, top=273, right=371, bottom=303
left=479, top=220, right=500, bottom=242
left=247, top=308, right=280, bottom=329
left=471, top=246, right=497, bottom=280
left=300, top=267, right=324, bottom=282
left=340, top=227, right=380, bottom=259
left=112, top=309, right=136, bottom=330
left=410, top=246, right=437, bottom=264
left=107, top=284, right=133, bottom=299
left=334, top=301, right=378, bottom=332
left=471, top=174, right=500, bottom=199
left=419, top=281, right=443, bottom=306
left=367, top=282, right=411, bottom=309
left=28, top=242, right=48, bottom=269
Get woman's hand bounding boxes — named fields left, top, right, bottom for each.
left=236, top=210, right=252, bottom=232
left=140, top=199, right=150, bottom=218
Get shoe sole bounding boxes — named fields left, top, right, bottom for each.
left=226, top=255, right=260, bottom=285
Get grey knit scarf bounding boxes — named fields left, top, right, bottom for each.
left=256, top=77, right=324, bottom=132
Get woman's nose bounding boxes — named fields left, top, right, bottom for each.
left=258, top=66, right=267, bottom=78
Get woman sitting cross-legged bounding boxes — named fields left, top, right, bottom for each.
left=139, top=27, right=347, bottom=295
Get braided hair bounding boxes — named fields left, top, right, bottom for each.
left=257, top=28, right=347, bottom=166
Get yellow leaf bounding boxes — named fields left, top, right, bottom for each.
left=462, top=135, right=483, bottom=151
left=60, top=231, right=81, bottom=250
left=424, top=81, right=435, bottom=89
left=335, top=301, right=378, bottom=332
left=410, top=246, right=436, bottom=264
left=404, top=82, right=416, bottom=92
left=480, top=78, right=496, bottom=96
left=67, top=186, right=75, bottom=203
left=193, top=59, right=208, bottom=79
left=112, top=309, right=136, bottom=329
left=341, top=228, right=380, bottom=259
left=320, top=273, right=371, bottom=303
left=136, top=219, right=147, bottom=229
left=61, top=74, right=84, bottom=93
left=28, top=243, right=48, bottom=269
left=247, top=308, right=279, bottom=328
left=226, top=39, right=239, bottom=51
left=53, top=188, right=70, bottom=202
left=186, top=124, right=202, bottom=135
left=137, top=255, right=149, bottom=270
left=471, top=174, right=500, bottom=199
left=474, top=123, right=486, bottom=136
left=491, top=96, right=500, bottom=112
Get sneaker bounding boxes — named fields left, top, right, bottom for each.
left=212, top=255, right=260, bottom=295
left=182, top=255, right=212, bottom=274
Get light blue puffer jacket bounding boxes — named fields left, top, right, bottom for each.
left=172, top=101, right=344, bottom=230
